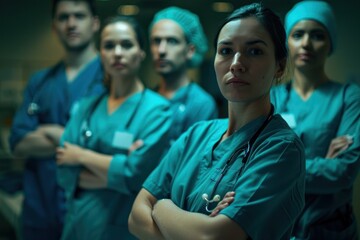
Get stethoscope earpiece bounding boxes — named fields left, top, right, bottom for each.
left=202, top=193, right=221, bottom=213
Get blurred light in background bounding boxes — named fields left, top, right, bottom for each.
left=212, top=2, right=233, bottom=12
left=117, top=5, right=140, bottom=15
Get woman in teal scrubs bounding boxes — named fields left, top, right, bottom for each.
left=271, top=1, right=360, bottom=239
left=56, top=16, right=172, bottom=240
left=129, top=3, right=305, bottom=240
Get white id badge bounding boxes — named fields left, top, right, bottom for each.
left=280, top=113, right=297, bottom=128
left=112, top=131, right=134, bottom=149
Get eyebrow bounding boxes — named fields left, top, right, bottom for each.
left=217, top=39, right=268, bottom=47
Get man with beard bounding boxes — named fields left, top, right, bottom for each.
left=149, top=7, right=218, bottom=143
left=8, top=0, right=104, bottom=239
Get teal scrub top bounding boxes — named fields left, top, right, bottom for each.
left=165, top=82, right=218, bottom=143
left=57, top=89, right=172, bottom=240
left=8, top=56, right=104, bottom=233
left=143, top=115, right=305, bottom=240
left=271, top=81, right=360, bottom=239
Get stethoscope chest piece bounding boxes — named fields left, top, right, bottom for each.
left=27, top=102, right=40, bottom=115
left=84, top=129, right=93, bottom=139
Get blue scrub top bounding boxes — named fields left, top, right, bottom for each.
left=165, top=82, right=218, bottom=143
left=57, top=89, right=172, bottom=240
left=144, top=115, right=305, bottom=240
left=271, top=81, right=360, bottom=239
left=8, top=56, right=105, bottom=229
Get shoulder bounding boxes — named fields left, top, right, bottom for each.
left=261, top=115, right=303, bottom=148
left=143, top=89, right=170, bottom=108
left=189, top=83, right=216, bottom=102
left=185, top=119, right=226, bottom=139
left=28, top=62, right=63, bottom=86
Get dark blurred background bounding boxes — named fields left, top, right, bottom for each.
left=0, top=1, right=359, bottom=239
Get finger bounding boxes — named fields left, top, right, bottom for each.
left=129, top=139, right=144, bottom=153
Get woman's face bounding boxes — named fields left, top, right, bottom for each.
left=214, top=17, right=282, bottom=103
left=288, top=20, right=331, bottom=71
left=100, top=22, right=144, bottom=79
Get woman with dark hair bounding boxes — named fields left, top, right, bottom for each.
left=129, top=3, right=305, bottom=240
left=56, top=16, right=172, bottom=239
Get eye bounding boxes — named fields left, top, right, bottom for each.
left=217, top=47, right=233, bottom=56
left=310, top=32, right=326, bottom=41
left=74, top=13, right=86, bottom=20
left=151, top=38, right=161, bottom=46
left=121, top=40, right=134, bottom=49
left=248, top=48, right=263, bottom=56
left=102, top=41, right=115, bottom=50
left=57, top=14, right=69, bottom=22
left=167, top=38, right=179, bottom=45
left=291, top=31, right=304, bottom=40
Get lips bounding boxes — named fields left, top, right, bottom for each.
left=226, top=77, right=249, bottom=85
left=112, top=62, right=126, bottom=69
left=297, top=52, right=314, bottom=61
left=156, top=59, right=171, bottom=67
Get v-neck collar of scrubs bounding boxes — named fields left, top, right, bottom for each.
left=207, top=115, right=271, bottom=167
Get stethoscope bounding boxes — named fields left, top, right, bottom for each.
left=80, top=89, right=146, bottom=145
left=27, top=63, right=62, bottom=116
left=202, top=106, right=274, bottom=213
left=27, top=61, right=102, bottom=116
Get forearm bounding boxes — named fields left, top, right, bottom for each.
left=153, top=199, right=247, bottom=240
left=129, top=190, right=165, bottom=240
left=13, top=131, right=56, bottom=158
left=38, top=124, right=64, bottom=146
left=78, top=149, right=112, bottom=182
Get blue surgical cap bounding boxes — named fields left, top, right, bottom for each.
left=285, top=1, right=336, bottom=54
left=150, top=7, right=208, bottom=67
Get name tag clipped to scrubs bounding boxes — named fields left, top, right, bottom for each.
left=280, top=113, right=297, bottom=128
left=112, top=131, right=134, bottom=149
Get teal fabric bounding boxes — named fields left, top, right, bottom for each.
left=143, top=115, right=305, bottom=240
left=285, top=1, right=336, bottom=54
left=8, top=56, right=104, bottom=237
left=166, top=82, right=218, bottom=143
left=57, top=89, right=172, bottom=240
left=271, top=81, right=360, bottom=239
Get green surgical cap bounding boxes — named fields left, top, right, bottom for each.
left=285, top=1, right=336, bottom=55
left=150, top=6, right=208, bottom=67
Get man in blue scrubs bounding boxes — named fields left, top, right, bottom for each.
left=149, top=7, right=218, bottom=143
left=8, top=0, right=104, bottom=239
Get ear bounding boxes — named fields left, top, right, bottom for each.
left=92, top=16, right=100, bottom=32
left=186, top=44, right=195, bottom=60
left=274, top=58, right=286, bottom=79
left=139, top=50, right=146, bottom=61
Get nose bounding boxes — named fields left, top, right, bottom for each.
left=158, top=40, right=167, bottom=55
left=301, top=34, right=311, bottom=48
left=230, top=52, right=246, bottom=74
left=67, top=15, right=77, bottom=28
left=114, top=45, right=122, bottom=56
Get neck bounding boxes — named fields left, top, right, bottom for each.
left=64, top=43, right=98, bottom=69
left=107, top=77, right=144, bottom=114
left=158, top=70, right=190, bottom=99
left=110, top=76, right=144, bottom=99
left=293, top=67, right=329, bottom=100
left=225, top=97, right=271, bottom=139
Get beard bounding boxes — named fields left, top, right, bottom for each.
left=64, top=39, right=92, bottom=53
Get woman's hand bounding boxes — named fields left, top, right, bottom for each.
left=209, top=191, right=235, bottom=217
left=56, top=142, right=87, bottom=165
left=326, top=135, right=353, bottom=159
